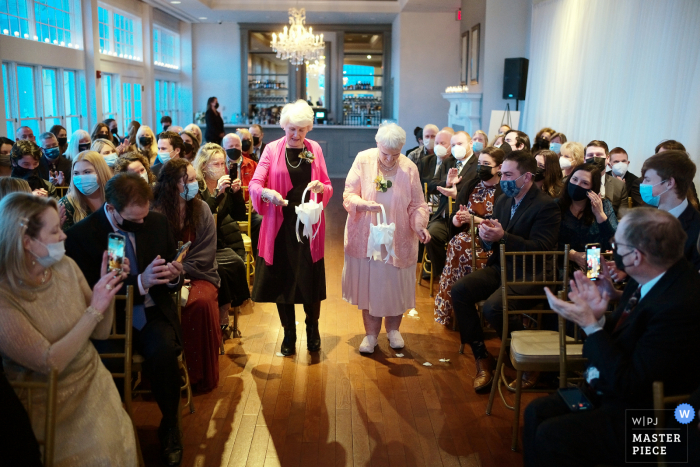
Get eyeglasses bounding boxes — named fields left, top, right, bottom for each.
left=612, top=241, right=642, bottom=257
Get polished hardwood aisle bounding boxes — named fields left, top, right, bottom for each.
left=132, top=179, right=536, bottom=467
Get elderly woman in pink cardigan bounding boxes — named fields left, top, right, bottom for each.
left=249, top=100, right=333, bottom=357
left=342, top=123, right=431, bottom=353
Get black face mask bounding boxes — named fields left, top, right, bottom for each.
left=534, top=166, right=546, bottom=182
left=226, top=148, right=242, bottom=161
left=587, top=156, right=606, bottom=171
left=111, top=127, right=119, bottom=135
left=612, top=245, right=634, bottom=272
left=214, top=103, right=219, bottom=109
left=183, top=142, right=194, bottom=155
left=476, top=164, right=494, bottom=181
left=567, top=182, right=590, bottom=201
left=252, top=136, right=261, bottom=146
left=44, top=147, right=60, bottom=160
left=97, top=133, right=109, bottom=139
left=162, top=124, right=170, bottom=132
left=241, top=140, right=252, bottom=152
left=57, top=137, right=68, bottom=147
left=12, top=165, right=43, bottom=190
left=78, top=143, right=91, bottom=152
left=112, top=209, right=145, bottom=233
left=139, top=136, right=152, bottom=147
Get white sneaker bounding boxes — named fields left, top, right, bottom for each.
left=359, top=335, right=378, bottom=353
left=387, top=330, right=405, bottom=349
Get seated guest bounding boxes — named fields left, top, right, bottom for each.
left=0, top=193, right=137, bottom=465
left=38, top=132, right=71, bottom=186
left=65, top=173, right=185, bottom=465
left=0, top=137, right=14, bottom=177
left=49, top=124, right=68, bottom=156
left=136, top=125, right=158, bottom=166
left=493, top=134, right=505, bottom=148
left=113, top=151, right=156, bottom=185
left=559, top=141, right=584, bottom=178
left=654, top=139, right=699, bottom=208
left=608, top=146, right=645, bottom=207
left=418, top=129, right=454, bottom=192
left=408, top=123, right=438, bottom=164
left=434, top=147, right=504, bottom=326
left=640, top=150, right=700, bottom=269
left=15, top=125, right=36, bottom=142
left=504, top=130, right=531, bottom=151
left=64, top=129, right=91, bottom=160
left=404, top=126, right=422, bottom=157
left=548, top=132, right=567, bottom=155
left=249, top=123, right=267, bottom=161
left=59, top=151, right=111, bottom=230
left=90, top=122, right=112, bottom=145
left=534, top=149, right=563, bottom=198
left=179, top=130, right=200, bottom=162
left=103, top=118, right=122, bottom=146
left=536, top=127, right=554, bottom=142
left=184, top=123, right=203, bottom=145
left=528, top=208, right=700, bottom=467
left=532, top=127, right=554, bottom=153
left=193, top=143, right=251, bottom=337
left=451, top=150, right=560, bottom=392
left=160, top=115, right=172, bottom=132
left=498, top=124, right=511, bottom=135
left=153, top=159, right=221, bottom=392
left=90, top=138, right=118, bottom=171
left=585, top=140, right=628, bottom=217
left=472, top=130, right=488, bottom=153
left=236, top=128, right=256, bottom=162
left=0, top=176, right=31, bottom=199
left=10, top=141, right=58, bottom=198
left=152, top=131, right=184, bottom=177
left=167, top=125, right=183, bottom=135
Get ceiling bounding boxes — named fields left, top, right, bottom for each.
left=144, top=0, right=460, bottom=24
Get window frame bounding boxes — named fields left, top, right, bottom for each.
left=155, top=78, right=179, bottom=126
left=96, top=2, right=143, bottom=62
left=0, top=0, right=83, bottom=50
left=153, top=25, right=180, bottom=70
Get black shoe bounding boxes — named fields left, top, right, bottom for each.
left=307, top=324, right=321, bottom=352
left=281, top=326, right=297, bottom=356
left=158, top=424, right=183, bottom=467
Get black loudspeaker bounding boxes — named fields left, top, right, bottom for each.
left=503, top=58, right=529, bottom=100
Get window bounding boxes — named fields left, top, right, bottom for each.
left=42, top=68, right=60, bottom=128
left=121, top=81, right=142, bottom=132
left=63, top=70, right=80, bottom=134
left=1, top=0, right=81, bottom=49
left=155, top=79, right=179, bottom=125
left=102, top=73, right=118, bottom=121
left=97, top=3, right=142, bottom=61
left=3, top=63, right=14, bottom=136
left=154, top=26, right=180, bottom=69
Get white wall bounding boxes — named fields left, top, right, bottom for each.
left=192, top=23, right=242, bottom=121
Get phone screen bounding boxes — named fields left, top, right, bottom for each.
left=586, top=244, right=601, bottom=280
left=558, top=387, right=594, bottom=411
left=108, top=233, right=126, bottom=274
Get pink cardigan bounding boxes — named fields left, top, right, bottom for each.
left=249, top=136, right=333, bottom=266
left=343, top=148, right=429, bottom=269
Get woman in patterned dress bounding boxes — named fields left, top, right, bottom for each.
left=434, top=146, right=505, bottom=325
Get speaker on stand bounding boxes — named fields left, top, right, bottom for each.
left=503, top=58, right=529, bottom=111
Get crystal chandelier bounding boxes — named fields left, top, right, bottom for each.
left=271, top=8, right=324, bottom=66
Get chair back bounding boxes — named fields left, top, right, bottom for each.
left=448, top=196, right=454, bottom=216
left=239, top=186, right=253, bottom=237
left=556, top=290, right=587, bottom=388
left=9, top=368, right=58, bottom=467
left=55, top=186, right=68, bottom=198
left=469, top=215, right=490, bottom=272
left=423, top=182, right=428, bottom=203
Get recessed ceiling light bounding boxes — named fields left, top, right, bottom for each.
left=170, top=1, right=180, bottom=3
left=367, top=55, right=372, bottom=59
left=199, top=17, right=207, bottom=19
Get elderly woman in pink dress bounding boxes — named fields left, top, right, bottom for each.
left=249, top=100, right=333, bottom=357
left=342, top=123, right=431, bottom=353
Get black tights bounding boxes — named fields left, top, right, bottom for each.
left=276, top=302, right=321, bottom=328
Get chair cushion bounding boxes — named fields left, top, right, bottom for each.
left=510, top=330, right=583, bottom=366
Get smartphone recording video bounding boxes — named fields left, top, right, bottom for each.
left=586, top=243, right=601, bottom=280
left=108, top=233, right=126, bottom=274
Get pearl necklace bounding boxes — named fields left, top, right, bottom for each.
left=285, top=148, right=303, bottom=169
left=378, top=158, right=398, bottom=173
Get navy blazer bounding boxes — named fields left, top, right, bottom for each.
left=677, top=202, right=700, bottom=270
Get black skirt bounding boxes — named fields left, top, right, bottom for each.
left=216, top=248, right=251, bottom=307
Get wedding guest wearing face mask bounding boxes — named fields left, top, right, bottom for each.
left=504, top=130, right=531, bottom=151
left=184, top=123, right=203, bottom=146
left=136, top=125, right=158, bottom=166
left=153, top=159, right=221, bottom=393
left=10, top=140, right=58, bottom=198
left=640, top=150, right=700, bottom=269
left=534, top=149, right=563, bottom=198
left=179, top=130, right=200, bottom=162
left=249, top=124, right=266, bottom=161
left=222, top=133, right=258, bottom=199
left=450, top=150, right=560, bottom=392
left=103, top=118, right=121, bottom=145
left=408, top=123, right=438, bottom=164
left=472, top=130, right=489, bottom=154
left=342, top=123, right=430, bottom=353
left=654, top=139, right=699, bottom=210
left=65, top=129, right=91, bottom=160
left=0, top=193, right=138, bottom=466
left=434, top=147, right=504, bottom=327
left=248, top=100, right=333, bottom=357
left=38, top=132, right=71, bottom=187
left=585, top=140, right=628, bottom=218
left=0, top=137, right=12, bottom=177
left=58, top=151, right=111, bottom=231
left=608, top=147, right=645, bottom=207
left=152, top=131, right=184, bottom=177
left=548, top=132, right=567, bottom=156
left=49, top=124, right=69, bottom=156
left=236, top=128, right=255, bottom=161
left=91, top=138, right=119, bottom=172
left=15, top=126, right=36, bottom=142
left=161, top=115, right=172, bottom=133
left=417, top=129, right=454, bottom=190
left=493, top=134, right=505, bottom=148
left=204, top=96, right=225, bottom=145
left=559, top=141, right=584, bottom=178
left=90, top=123, right=112, bottom=145
left=113, top=152, right=155, bottom=185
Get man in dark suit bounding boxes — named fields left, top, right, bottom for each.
left=38, top=131, right=72, bottom=186
left=151, top=131, right=184, bottom=178
left=249, top=124, right=266, bottom=161
left=526, top=208, right=700, bottom=467
left=65, top=173, right=186, bottom=466
left=451, top=150, right=561, bottom=392
left=425, top=131, right=479, bottom=276
left=608, top=147, right=645, bottom=208
left=585, top=140, right=629, bottom=217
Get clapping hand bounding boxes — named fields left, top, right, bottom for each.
left=452, top=205, right=472, bottom=227
left=446, top=167, right=462, bottom=187
left=49, top=170, right=65, bottom=186
left=116, top=138, right=130, bottom=155
left=437, top=184, right=458, bottom=198
left=544, top=270, right=609, bottom=328
left=478, top=219, right=505, bottom=243
left=587, top=191, right=606, bottom=220
left=32, top=188, right=48, bottom=198
left=605, top=259, right=627, bottom=283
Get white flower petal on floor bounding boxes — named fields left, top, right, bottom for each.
left=422, top=362, right=432, bottom=367
left=395, top=353, right=404, bottom=358
left=439, top=358, right=451, bottom=363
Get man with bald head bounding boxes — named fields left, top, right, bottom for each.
left=408, top=123, right=438, bottom=164
left=15, top=126, right=35, bottom=142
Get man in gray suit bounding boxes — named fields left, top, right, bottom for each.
left=585, top=140, right=628, bottom=217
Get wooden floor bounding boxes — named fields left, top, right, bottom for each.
left=132, top=179, right=537, bottom=467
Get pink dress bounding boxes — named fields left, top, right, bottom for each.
left=342, top=174, right=417, bottom=317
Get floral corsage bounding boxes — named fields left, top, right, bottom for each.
left=374, top=175, right=392, bottom=192
left=299, top=149, right=315, bottom=164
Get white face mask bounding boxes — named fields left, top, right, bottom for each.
left=424, top=137, right=435, bottom=150
left=612, top=162, right=628, bottom=177
left=140, top=172, right=149, bottom=183
left=434, top=144, right=448, bottom=158
left=452, top=145, right=468, bottom=160
left=559, top=156, right=572, bottom=169
left=30, top=239, right=65, bottom=268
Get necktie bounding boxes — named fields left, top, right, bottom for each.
left=613, top=286, right=641, bottom=332
left=456, top=161, right=463, bottom=172
left=118, top=230, right=147, bottom=330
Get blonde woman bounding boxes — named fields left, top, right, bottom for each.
left=472, top=130, right=489, bottom=153
left=184, top=123, right=203, bottom=145
left=58, top=151, right=111, bottom=230
left=64, top=129, right=91, bottom=160
left=560, top=141, right=585, bottom=178
left=91, top=138, right=118, bottom=170
left=136, top=125, right=158, bottom=166
left=0, top=193, right=137, bottom=466
left=236, top=128, right=255, bottom=161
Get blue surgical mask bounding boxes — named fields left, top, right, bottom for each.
left=157, top=151, right=171, bottom=164
left=180, top=180, right=199, bottom=201
left=103, top=153, right=118, bottom=167
left=30, top=240, right=66, bottom=268
left=549, top=142, right=561, bottom=154
left=640, top=180, right=670, bottom=207
left=73, top=173, right=100, bottom=196
left=472, top=141, right=484, bottom=153
left=500, top=172, right=528, bottom=198
left=44, top=147, right=60, bottom=160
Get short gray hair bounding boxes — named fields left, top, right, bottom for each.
left=280, top=100, right=314, bottom=130
left=222, top=133, right=240, bottom=149
left=375, top=123, right=406, bottom=151
left=621, top=207, right=685, bottom=268
left=39, top=132, right=56, bottom=144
